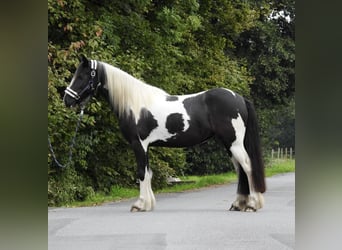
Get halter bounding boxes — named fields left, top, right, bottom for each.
left=64, top=60, right=101, bottom=101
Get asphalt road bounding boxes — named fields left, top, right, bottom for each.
left=49, top=172, right=295, bottom=250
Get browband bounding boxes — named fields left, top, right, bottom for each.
left=90, top=60, right=97, bottom=70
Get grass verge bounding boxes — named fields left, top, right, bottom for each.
left=265, top=158, right=295, bottom=177
left=65, top=159, right=295, bottom=207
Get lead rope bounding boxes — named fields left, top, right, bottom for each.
left=48, top=107, right=85, bottom=168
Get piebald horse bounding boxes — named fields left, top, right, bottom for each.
left=63, top=55, right=266, bottom=212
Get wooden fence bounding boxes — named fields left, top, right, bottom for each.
left=270, top=147, right=294, bottom=160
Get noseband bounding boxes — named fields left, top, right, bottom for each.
left=65, top=60, right=101, bottom=101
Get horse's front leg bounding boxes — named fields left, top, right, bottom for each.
left=130, top=141, right=156, bottom=212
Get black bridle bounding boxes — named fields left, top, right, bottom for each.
left=64, top=60, right=101, bottom=103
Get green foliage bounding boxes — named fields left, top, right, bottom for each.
left=185, top=139, right=234, bottom=175
left=233, top=0, right=295, bottom=153
left=261, top=98, right=295, bottom=150
left=48, top=0, right=295, bottom=206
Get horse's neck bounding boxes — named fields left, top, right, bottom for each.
left=102, top=63, right=167, bottom=118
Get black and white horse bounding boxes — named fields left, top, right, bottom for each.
left=63, top=55, right=266, bottom=212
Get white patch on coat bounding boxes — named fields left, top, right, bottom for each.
left=231, top=113, right=246, bottom=145
left=139, top=92, right=203, bottom=151
left=230, top=113, right=250, bottom=172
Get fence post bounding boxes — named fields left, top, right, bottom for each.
left=277, top=147, right=280, bottom=159
left=285, top=148, right=288, bottom=159
left=290, top=147, right=293, bottom=159
left=271, top=149, right=274, bottom=159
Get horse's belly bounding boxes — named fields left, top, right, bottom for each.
left=149, top=128, right=214, bottom=148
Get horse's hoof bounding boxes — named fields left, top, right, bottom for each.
left=243, top=206, right=257, bottom=212
left=130, top=206, right=144, bottom=212
left=229, top=204, right=241, bottom=211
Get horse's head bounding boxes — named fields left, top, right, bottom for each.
left=63, top=55, right=101, bottom=108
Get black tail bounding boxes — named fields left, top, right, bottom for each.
left=243, top=98, right=266, bottom=193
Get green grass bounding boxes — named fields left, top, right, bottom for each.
left=65, top=159, right=295, bottom=207
left=70, top=186, right=139, bottom=207
left=265, top=158, right=295, bottom=177
left=157, top=172, right=237, bottom=194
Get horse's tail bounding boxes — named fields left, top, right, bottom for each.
left=244, top=98, right=266, bottom=193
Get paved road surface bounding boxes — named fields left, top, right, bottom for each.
left=49, top=173, right=295, bottom=250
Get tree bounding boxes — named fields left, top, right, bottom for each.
left=233, top=0, right=295, bottom=151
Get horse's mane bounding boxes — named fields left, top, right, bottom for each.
left=101, top=62, right=168, bottom=118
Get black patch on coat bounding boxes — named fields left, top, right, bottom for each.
left=118, top=110, right=137, bottom=143
left=166, top=113, right=184, bottom=134
left=166, top=95, right=178, bottom=101
left=137, top=108, right=158, bottom=140
left=181, top=88, right=247, bottom=150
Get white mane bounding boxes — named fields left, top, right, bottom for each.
left=102, top=62, right=168, bottom=118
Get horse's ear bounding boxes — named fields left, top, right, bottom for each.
left=79, top=54, right=88, bottom=64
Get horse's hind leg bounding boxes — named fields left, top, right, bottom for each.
left=230, top=144, right=264, bottom=212
left=216, top=114, right=263, bottom=212
left=229, top=157, right=249, bottom=211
